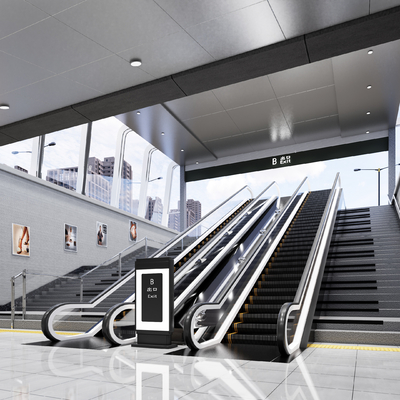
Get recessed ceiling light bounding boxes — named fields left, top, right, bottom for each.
left=136, top=111, right=141, bottom=115
left=161, top=132, right=165, bottom=135
left=366, top=111, right=371, bottom=115
left=130, top=59, right=142, bottom=67
left=0, top=104, right=10, bottom=110
left=366, top=130, right=370, bottom=133
left=367, top=85, right=372, bottom=89
left=368, top=50, right=373, bottom=55
left=181, top=149, right=184, bottom=152
left=196, top=161, right=199, bottom=164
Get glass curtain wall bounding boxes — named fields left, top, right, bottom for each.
left=86, top=118, right=120, bottom=205
left=168, top=166, right=180, bottom=231
left=42, top=125, right=84, bottom=190
left=0, top=138, right=34, bottom=174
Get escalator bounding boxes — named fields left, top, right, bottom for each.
left=223, top=190, right=330, bottom=346
left=184, top=175, right=342, bottom=357
left=103, top=184, right=281, bottom=345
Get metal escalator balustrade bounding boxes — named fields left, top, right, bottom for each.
left=104, top=183, right=281, bottom=346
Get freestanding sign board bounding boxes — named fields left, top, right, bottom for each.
left=134, top=257, right=175, bottom=348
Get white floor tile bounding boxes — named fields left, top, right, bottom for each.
left=268, top=384, right=353, bottom=400
left=285, top=371, right=354, bottom=390
left=354, top=376, right=400, bottom=395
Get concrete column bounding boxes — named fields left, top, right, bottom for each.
left=388, top=127, right=396, bottom=201
left=179, top=165, right=186, bottom=232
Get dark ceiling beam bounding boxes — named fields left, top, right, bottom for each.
left=1, top=6, right=400, bottom=145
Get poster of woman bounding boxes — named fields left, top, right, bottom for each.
left=64, top=224, right=77, bottom=252
left=12, top=223, right=30, bottom=257
left=96, top=222, right=108, bottom=247
left=129, top=220, right=137, bottom=242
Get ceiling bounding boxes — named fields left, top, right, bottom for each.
left=1, top=1, right=400, bottom=179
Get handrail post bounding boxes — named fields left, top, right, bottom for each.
left=80, top=277, right=83, bottom=303
left=145, top=237, right=148, bottom=257
left=11, top=277, right=15, bottom=329
left=118, top=253, right=122, bottom=278
left=22, top=269, right=26, bottom=320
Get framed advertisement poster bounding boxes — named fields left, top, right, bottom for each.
left=96, top=221, right=108, bottom=247
left=64, top=223, right=77, bottom=252
left=129, top=220, right=137, bottom=242
left=12, top=223, right=30, bottom=257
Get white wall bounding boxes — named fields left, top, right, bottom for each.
left=0, top=164, right=177, bottom=305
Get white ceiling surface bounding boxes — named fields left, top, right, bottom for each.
left=1, top=0, right=400, bottom=167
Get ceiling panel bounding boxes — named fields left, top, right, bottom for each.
left=54, top=0, right=181, bottom=54
left=154, top=0, right=263, bottom=29
left=247, top=128, right=296, bottom=152
left=118, top=31, right=215, bottom=79
left=183, top=112, right=241, bottom=142
left=212, top=75, right=275, bottom=110
left=116, top=105, right=216, bottom=165
left=268, top=0, right=369, bottom=38
left=277, top=85, right=338, bottom=126
left=26, top=0, right=89, bottom=16
left=333, top=40, right=400, bottom=137
left=0, top=51, right=55, bottom=95
left=0, top=76, right=101, bottom=127
left=61, top=55, right=153, bottom=94
left=165, top=92, right=225, bottom=121
left=269, top=59, right=334, bottom=98
left=204, top=134, right=254, bottom=159
left=292, top=115, right=341, bottom=144
left=370, top=0, right=400, bottom=13
left=186, top=2, right=285, bottom=60
left=0, top=0, right=49, bottom=39
left=227, top=100, right=288, bottom=134
left=0, top=17, right=112, bottom=74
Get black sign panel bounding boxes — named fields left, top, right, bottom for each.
left=141, top=273, right=163, bottom=322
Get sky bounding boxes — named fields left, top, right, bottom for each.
left=0, top=117, right=398, bottom=218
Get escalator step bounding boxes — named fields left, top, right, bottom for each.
left=229, top=323, right=277, bottom=334
left=223, top=334, right=277, bottom=345
left=252, top=287, right=297, bottom=295
left=235, top=313, right=279, bottom=322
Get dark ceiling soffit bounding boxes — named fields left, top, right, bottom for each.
left=172, top=36, right=309, bottom=96
left=0, top=132, right=16, bottom=146
left=0, top=106, right=90, bottom=140
left=306, top=5, right=400, bottom=62
left=72, top=76, right=186, bottom=122
left=185, top=138, right=388, bottom=182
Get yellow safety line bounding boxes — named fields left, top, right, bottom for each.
left=0, top=329, right=81, bottom=336
left=308, top=343, right=400, bottom=352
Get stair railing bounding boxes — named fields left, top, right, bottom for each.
left=183, top=178, right=310, bottom=350
left=392, top=172, right=400, bottom=220
left=78, top=237, right=165, bottom=302
left=10, top=269, right=26, bottom=329
left=276, top=173, right=342, bottom=356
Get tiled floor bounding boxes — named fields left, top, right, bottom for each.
left=1, top=330, right=400, bottom=399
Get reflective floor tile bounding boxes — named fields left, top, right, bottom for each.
left=268, top=384, right=353, bottom=400
left=285, top=371, right=354, bottom=390
left=354, top=376, right=400, bottom=395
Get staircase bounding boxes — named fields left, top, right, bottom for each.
left=223, top=190, right=330, bottom=346
left=313, top=205, right=400, bottom=345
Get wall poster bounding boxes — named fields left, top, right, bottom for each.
left=12, top=223, right=30, bottom=257
left=64, top=224, right=77, bottom=252
left=129, top=220, right=137, bottom=242
left=96, top=221, right=108, bottom=247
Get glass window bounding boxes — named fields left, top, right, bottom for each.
left=145, top=150, right=169, bottom=224
left=167, top=166, right=180, bottom=231
left=42, top=125, right=85, bottom=190
left=120, top=131, right=148, bottom=215
left=0, top=137, right=34, bottom=174
left=86, top=117, right=121, bottom=205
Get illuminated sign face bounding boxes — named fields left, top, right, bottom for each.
left=272, top=155, right=291, bottom=166
left=142, top=273, right=162, bottom=322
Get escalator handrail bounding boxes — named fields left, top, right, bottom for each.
left=183, top=178, right=311, bottom=350
left=151, top=185, right=254, bottom=258
left=392, top=173, right=400, bottom=220
left=277, top=173, right=342, bottom=356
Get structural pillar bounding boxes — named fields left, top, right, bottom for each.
left=179, top=165, right=186, bottom=232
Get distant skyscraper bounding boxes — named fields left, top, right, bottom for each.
left=168, top=209, right=180, bottom=231
left=146, top=196, right=163, bottom=225
left=175, top=199, right=202, bottom=231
